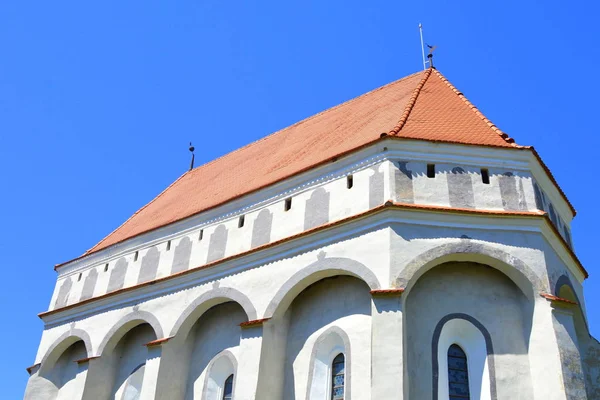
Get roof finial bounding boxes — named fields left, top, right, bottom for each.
left=419, top=24, right=436, bottom=70
left=189, top=142, right=195, bottom=171
left=426, top=44, right=437, bottom=68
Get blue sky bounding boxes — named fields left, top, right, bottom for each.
left=1, top=1, right=598, bottom=397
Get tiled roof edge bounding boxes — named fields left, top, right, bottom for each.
left=388, top=68, right=433, bottom=135
left=83, top=171, right=191, bottom=256
left=431, top=69, right=521, bottom=147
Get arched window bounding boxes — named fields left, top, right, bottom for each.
left=447, top=344, right=470, bottom=399
left=222, top=374, right=234, bottom=400
left=331, top=353, right=345, bottom=400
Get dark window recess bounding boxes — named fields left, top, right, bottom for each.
left=198, top=229, right=204, bottom=241
left=238, top=215, right=245, bottom=228
left=427, top=164, right=436, bottom=178
left=347, top=175, right=354, bottom=189
left=166, top=240, right=171, bottom=251
left=104, top=263, right=109, bottom=272
left=134, top=251, right=139, bottom=262
left=331, top=353, right=345, bottom=400
left=222, top=374, right=234, bottom=400
left=285, top=198, right=292, bottom=211
left=448, top=344, right=470, bottom=400
left=77, top=273, right=82, bottom=282
left=481, top=168, right=490, bottom=184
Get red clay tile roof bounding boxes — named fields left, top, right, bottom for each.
left=83, top=68, right=530, bottom=256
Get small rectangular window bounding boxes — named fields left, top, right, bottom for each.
left=238, top=215, right=245, bottom=228
left=134, top=251, right=139, bottom=262
left=198, top=229, right=204, bottom=241
left=77, top=273, right=82, bottom=282
left=104, top=263, right=109, bottom=272
left=427, top=164, right=436, bottom=178
left=284, top=198, right=292, bottom=211
left=481, top=168, right=490, bottom=184
left=347, top=175, right=353, bottom=189
left=166, top=240, right=171, bottom=251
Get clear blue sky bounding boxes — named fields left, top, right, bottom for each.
left=1, top=1, right=598, bottom=397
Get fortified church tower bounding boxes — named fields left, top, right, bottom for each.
left=26, top=67, right=599, bottom=399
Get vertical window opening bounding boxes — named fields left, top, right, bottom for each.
left=238, top=215, right=245, bottom=228
left=104, top=263, right=109, bottom=272
left=77, top=273, right=82, bottom=282
left=134, top=251, right=139, bottom=262
left=346, top=175, right=353, bottom=189
left=222, top=374, right=234, bottom=400
left=448, top=344, right=470, bottom=400
left=331, top=353, right=345, bottom=400
left=284, top=198, right=292, bottom=211
left=198, top=229, right=204, bottom=241
left=481, top=168, right=490, bottom=184
left=427, top=164, right=436, bottom=178
left=166, top=240, right=171, bottom=251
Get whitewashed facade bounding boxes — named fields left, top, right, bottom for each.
left=25, top=109, right=598, bottom=398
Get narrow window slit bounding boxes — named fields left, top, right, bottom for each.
left=166, top=240, right=171, bottom=251
left=198, top=229, right=203, bottom=241
left=347, top=175, right=353, bottom=189
left=238, top=215, right=245, bottom=228
left=427, top=164, right=436, bottom=178
left=104, top=263, right=109, bottom=272
left=77, top=273, right=82, bottom=282
left=481, top=168, right=490, bottom=184
left=134, top=251, right=139, bottom=262
left=284, top=197, right=292, bottom=211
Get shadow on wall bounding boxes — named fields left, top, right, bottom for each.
left=404, top=262, right=534, bottom=399
left=183, top=302, right=246, bottom=399
left=25, top=340, right=88, bottom=400
left=282, top=276, right=371, bottom=399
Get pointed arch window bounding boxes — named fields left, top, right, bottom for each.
left=331, top=353, right=345, bottom=400
left=448, top=344, right=470, bottom=399
left=222, top=374, right=234, bottom=400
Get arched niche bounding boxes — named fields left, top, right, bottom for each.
left=169, top=287, right=257, bottom=340
left=281, top=275, right=371, bottom=399
left=201, top=347, right=238, bottom=399
left=182, top=302, right=246, bottom=399
left=27, top=332, right=92, bottom=400
left=264, top=256, right=380, bottom=319
left=306, top=326, right=352, bottom=400
left=432, top=315, right=496, bottom=400
left=395, top=241, right=543, bottom=301
left=97, top=311, right=164, bottom=356
left=404, top=261, right=534, bottom=399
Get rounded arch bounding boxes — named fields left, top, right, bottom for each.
left=97, top=310, right=163, bottom=355
left=264, top=256, right=380, bottom=319
left=201, top=349, right=239, bottom=400
left=555, top=274, right=580, bottom=303
left=305, top=326, right=352, bottom=400
left=432, top=313, right=497, bottom=400
left=39, top=329, right=93, bottom=373
left=169, top=287, right=257, bottom=339
left=395, top=241, right=544, bottom=300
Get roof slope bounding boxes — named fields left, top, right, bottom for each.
left=85, top=68, right=521, bottom=255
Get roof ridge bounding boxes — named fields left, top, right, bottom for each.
left=184, top=70, right=427, bottom=178
left=388, top=68, right=433, bottom=135
left=431, top=69, right=521, bottom=147
left=84, top=170, right=191, bottom=255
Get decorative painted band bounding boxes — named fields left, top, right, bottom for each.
left=144, top=336, right=174, bottom=347
left=240, top=318, right=270, bottom=328
left=39, top=201, right=586, bottom=319
left=369, top=288, right=405, bottom=297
